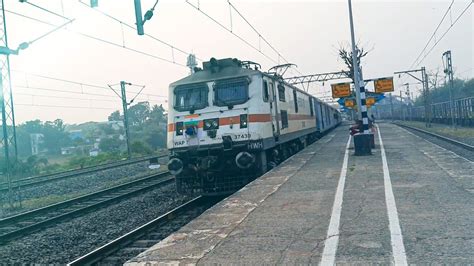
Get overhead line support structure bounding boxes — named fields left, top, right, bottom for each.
left=284, top=71, right=350, bottom=91
left=120, top=81, right=132, bottom=159
left=394, top=67, right=431, bottom=127
left=442, top=50, right=455, bottom=128
left=0, top=0, right=18, bottom=208
left=108, top=82, right=134, bottom=159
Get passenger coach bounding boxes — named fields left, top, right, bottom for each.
left=167, top=58, right=340, bottom=195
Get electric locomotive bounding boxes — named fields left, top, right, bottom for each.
left=167, top=58, right=340, bottom=195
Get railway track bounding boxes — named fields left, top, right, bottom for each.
left=394, top=123, right=474, bottom=151
left=0, top=172, right=173, bottom=244
left=0, top=155, right=166, bottom=192
left=67, top=196, right=219, bottom=265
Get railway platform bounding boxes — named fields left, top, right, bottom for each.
left=126, top=123, right=473, bottom=265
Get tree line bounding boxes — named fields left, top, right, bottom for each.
left=1, top=102, right=168, bottom=178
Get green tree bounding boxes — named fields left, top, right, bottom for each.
left=42, top=119, right=71, bottom=154
left=108, top=110, right=121, bottom=121
left=148, top=104, right=166, bottom=126
left=99, top=136, right=123, bottom=152
left=128, top=102, right=150, bottom=127
left=130, top=140, right=153, bottom=155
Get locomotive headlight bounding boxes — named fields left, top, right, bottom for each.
left=240, top=114, right=248, bottom=128
left=203, top=118, right=219, bottom=130
left=176, top=122, right=184, bottom=135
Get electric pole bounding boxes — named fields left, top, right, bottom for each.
left=399, top=90, right=404, bottom=121
left=120, top=81, right=132, bottom=159
left=108, top=81, right=134, bottom=160
left=442, top=50, right=455, bottom=128
left=0, top=0, right=18, bottom=209
left=394, top=67, right=431, bottom=127
left=347, top=0, right=371, bottom=155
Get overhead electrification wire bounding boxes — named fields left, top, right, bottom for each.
left=16, top=83, right=165, bottom=100
left=11, top=70, right=167, bottom=98
left=5, top=10, right=186, bottom=67
left=15, top=92, right=117, bottom=103
left=412, top=0, right=473, bottom=67
left=226, top=0, right=302, bottom=75
left=186, top=0, right=280, bottom=66
left=76, top=0, right=202, bottom=62
left=15, top=91, right=165, bottom=105
left=16, top=103, right=119, bottom=111
left=12, top=70, right=168, bottom=102
left=410, top=0, right=455, bottom=68
left=24, top=1, right=71, bottom=20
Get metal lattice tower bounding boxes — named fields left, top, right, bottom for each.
left=0, top=0, right=18, bottom=178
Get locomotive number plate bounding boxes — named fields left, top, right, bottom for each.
left=234, top=133, right=251, bottom=140
left=248, top=140, right=264, bottom=150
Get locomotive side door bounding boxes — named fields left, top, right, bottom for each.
left=269, top=81, right=280, bottom=139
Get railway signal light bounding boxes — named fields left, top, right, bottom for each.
left=90, top=0, right=98, bottom=7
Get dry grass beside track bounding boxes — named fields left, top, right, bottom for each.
left=396, top=121, right=474, bottom=145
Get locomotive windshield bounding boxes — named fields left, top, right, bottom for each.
left=174, top=83, right=208, bottom=112
left=214, top=78, right=249, bottom=107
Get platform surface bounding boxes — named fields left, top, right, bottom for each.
left=126, top=123, right=473, bottom=265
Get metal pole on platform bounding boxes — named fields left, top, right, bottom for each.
left=347, top=0, right=371, bottom=155
left=348, top=0, right=369, bottom=133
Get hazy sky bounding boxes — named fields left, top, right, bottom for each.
left=7, top=0, right=473, bottom=124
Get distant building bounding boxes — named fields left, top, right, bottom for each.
left=89, top=148, right=99, bottom=157
left=61, top=146, right=76, bottom=155
left=30, top=133, right=44, bottom=155
left=68, top=130, right=84, bottom=140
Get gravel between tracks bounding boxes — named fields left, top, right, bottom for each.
left=399, top=125, right=474, bottom=161
left=0, top=181, right=191, bottom=264
left=0, top=159, right=168, bottom=218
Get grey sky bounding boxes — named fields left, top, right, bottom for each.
left=7, top=0, right=473, bottom=124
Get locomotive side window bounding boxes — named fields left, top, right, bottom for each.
left=309, top=97, right=314, bottom=117
left=174, top=83, right=208, bottom=112
left=214, top=78, right=249, bottom=107
left=281, top=110, right=288, bottom=129
left=278, top=84, right=286, bottom=102
left=293, top=89, right=298, bottom=113
left=263, top=80, right=269, bottom=102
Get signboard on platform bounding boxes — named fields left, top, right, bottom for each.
left=344, top=98, right=355, bottom=108
left=374, top=77, right=394, bottom=93
left=331, top=82, right=351, bottom=98
left=366, top=97, right=376, bottom=107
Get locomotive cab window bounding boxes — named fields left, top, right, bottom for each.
left=174, top=83, right=208, bottom=112
left=309, top=97, right=314, bottom=117
left=263, top=80, right=269, bottom=102
left=278, top=84, right=286, bottom=102
left=214, top=78, right=249, bottom=107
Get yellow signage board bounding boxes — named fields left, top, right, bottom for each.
left=366, top=97, right=376, bottom=107
left=344, top=98, right=355, bottom=108
left=331, top=82, right=351, bottom=98
left=374, top=77, right=394, bottom=93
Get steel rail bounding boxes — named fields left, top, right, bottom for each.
left=67, top=196, right=213, bottom=266
left=0, top=154, right=167, bottom=192
left=394, top=123, right=474, bottom=151
left=0, top=172, right=173, bottom=244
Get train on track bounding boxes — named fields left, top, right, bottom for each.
left=411, top=96, right=474, bottom=127
left=166, top=58, right=340, bottom=195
